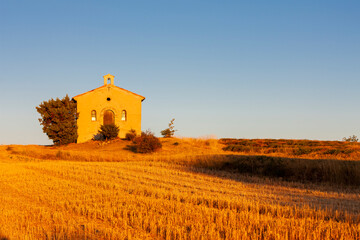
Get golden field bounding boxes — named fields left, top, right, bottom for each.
left=1, top=138, right=359, bottom=239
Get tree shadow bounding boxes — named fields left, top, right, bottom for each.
left=184, top=154, right=360, bottom=188
left=0, top=231, right=9, bottom=240
left=123, top=144, right=137, bottom=153
left=182, top=154, right=360, bottom=217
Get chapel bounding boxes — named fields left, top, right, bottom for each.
left=72, top=74, right=145, bottom=143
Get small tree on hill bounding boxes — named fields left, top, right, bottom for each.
left=125, top=129, right=137, bottom=141
left=161, top=118, right=177, bottom=138
left=36, top=95, right=78, bottom=145
left=98, top=124, right=120, bottom=140
left=342, top=135, right=358, bottom=142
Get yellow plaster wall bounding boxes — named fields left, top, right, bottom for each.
left=74, top=84, right=143, bottom=143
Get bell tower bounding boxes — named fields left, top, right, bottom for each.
left=103, top=74, right=115, bottom=85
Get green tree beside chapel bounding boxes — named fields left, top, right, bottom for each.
left=36, top=95, right=78, bottom=145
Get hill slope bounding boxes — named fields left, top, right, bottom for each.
left=0, top=138, right=359, bottom=239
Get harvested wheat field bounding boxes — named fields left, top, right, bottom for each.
left=1, top=138, right=360, bottom=239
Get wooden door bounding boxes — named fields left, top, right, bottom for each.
left=103, top=110, right=114, bottom=125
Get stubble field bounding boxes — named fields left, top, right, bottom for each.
left=0, top=138, right=359, bottom=239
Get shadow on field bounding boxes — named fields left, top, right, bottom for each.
left=0, top=231, right=9, bottom=240
left=186, top=154, right=360, bottom=187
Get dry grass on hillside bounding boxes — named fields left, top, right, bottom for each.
left=0, top=138, right=359, bottom=239
left=4, top=137, right=221, bottom=162
left=7, top=137, right=360, bottom=162
left=221, top=138, right=360, bottom=160
left=5, top=138, right=360, bottom=186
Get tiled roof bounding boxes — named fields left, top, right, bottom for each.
left=72, top=85, right=145, bottom=101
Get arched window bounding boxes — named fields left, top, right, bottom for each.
left=121, top=110, right=126, bottom=121
left=91, top=110, right=97, bottom=121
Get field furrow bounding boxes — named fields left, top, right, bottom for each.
left=1, top=158, right=359, bottom=239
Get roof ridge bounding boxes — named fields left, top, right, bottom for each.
left=72, top=85, right=145, bottom=100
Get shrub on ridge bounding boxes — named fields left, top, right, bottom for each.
left=98, top=124, right=119, bottom=140
left=132, top=130, right=162, bottom=153
left=125, top=129, right=137, bottom=141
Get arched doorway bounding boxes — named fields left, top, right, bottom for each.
left=103, top=110, right=115, bottom=125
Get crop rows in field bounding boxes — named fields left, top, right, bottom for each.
left=0, top=160, right=359, bottom=239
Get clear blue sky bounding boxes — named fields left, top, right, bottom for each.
left=1, top=1, right=359, bottom=145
